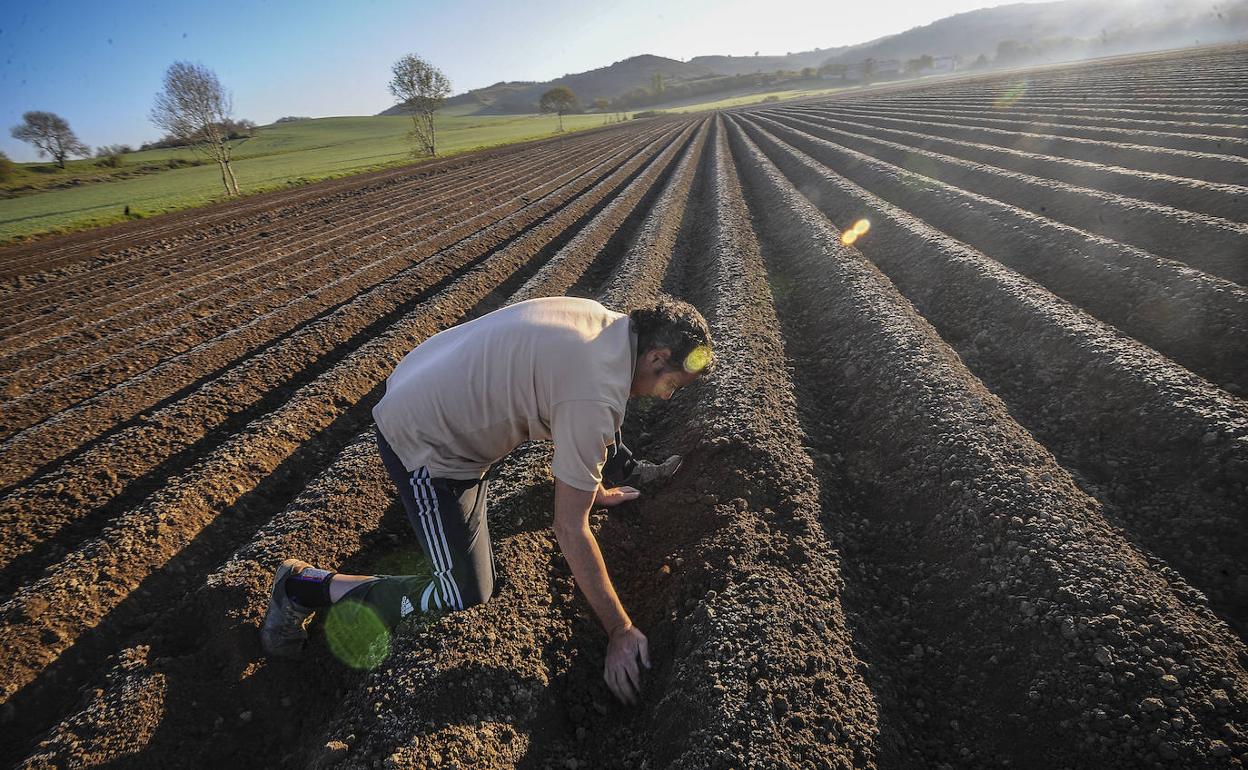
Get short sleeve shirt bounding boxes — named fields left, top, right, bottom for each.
left=373, top=297, right=636, bottom=491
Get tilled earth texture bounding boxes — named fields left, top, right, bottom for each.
left=1, top=45, right=1246, bottom=770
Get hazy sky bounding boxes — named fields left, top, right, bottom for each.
left=1, top=0, right=1044, bottom=161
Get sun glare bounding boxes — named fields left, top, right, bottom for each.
left=841, top=218, right=871, bottom=245
left=994, top=79, right=1029, bottom=108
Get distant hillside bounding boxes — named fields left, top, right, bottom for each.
left=381, top=55, right=719, bottom=116
left=381, top=0, right=1248, bottom=115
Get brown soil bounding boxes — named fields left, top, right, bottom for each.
left=2, top=45, right=1246, bottom=770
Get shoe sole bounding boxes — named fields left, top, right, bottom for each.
left=260, top=558, right=311, bottom=657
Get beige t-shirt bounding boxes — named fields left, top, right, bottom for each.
left=373, top=297, right=636, bottom=491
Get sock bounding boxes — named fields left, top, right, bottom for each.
left=284, top=567, right=337, bottom=608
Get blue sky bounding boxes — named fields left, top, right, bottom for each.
left=1, top=0, right=1031, bottom=161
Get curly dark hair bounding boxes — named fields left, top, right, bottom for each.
left=629, top=296, right=715, bottom=377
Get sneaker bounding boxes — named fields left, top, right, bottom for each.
left=260, top=558, right=315, bottom=657
left=625, top=454, right=682, bottom=486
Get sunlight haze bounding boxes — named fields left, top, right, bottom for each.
left=1, top=0, right=1052, bottom=160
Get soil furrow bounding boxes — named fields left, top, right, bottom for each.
left=0, top=128, right=636, bottom=331
left=510, top=121, right=702, bottom=303
left=742, top=113, right=1248, bottom=393
left=6, top=121, right=696, bottom=768
left=785, top=103, right=1248, bottom=183
left=770, top=106, right=1248, bottom=222
left=735, top=113, right=1248, bottom=634
left=0, top=121, right=692, bottom=720
left=764, top=109, right=1248, bottom=284
left=814, top=103, right=1248, bottom=155
left=308, top=114, right=882, bottom=770
left=594, top=120, right=710, bottom=309
left=851, top=100, right=1248, bottom=138
left=804, top=97, right=1248, bottom=126
left=729, top=119, right=1248, bottom=769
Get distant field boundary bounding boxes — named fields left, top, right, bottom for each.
left=0, top=118, right=650, bottom=252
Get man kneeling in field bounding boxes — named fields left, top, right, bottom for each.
left=261, top=295, right=714, bottom=705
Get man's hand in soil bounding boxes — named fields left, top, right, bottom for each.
left=594, top=484, right=640, bottom=507
left=552, top=478, right=650, bottom=705
left=605, top=622, right=651, bottom=705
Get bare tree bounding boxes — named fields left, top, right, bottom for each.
left=150, top=61, right=240, bottom=196
left=592, top=97, right=610, bottom=124
left=539, top=86, right=578, bottom=132
left=389, top=54, right=452, bottom=157
left=10, top=111, right=89, bottom=169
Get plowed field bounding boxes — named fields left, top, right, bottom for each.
left=2, top=45, right=1245, bottom=769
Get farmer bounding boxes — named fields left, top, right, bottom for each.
left=261, top=295, right=714, bottom=705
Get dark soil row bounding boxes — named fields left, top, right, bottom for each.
left=0, top=130, right=616, bottom=375
left=782, top=103, right=1248, bottom=184
left=0, top=130, right=638, bottom=419
left=729, top=120, right=1248, bottom=769
left=853, top=99, right=1248, bottom=138
left=821, top=102, right=1248, bottom=155
left=744, top=113, right=1248, bottom=393
left=735, top=113, right=1248, bottom=634
left=0, top=126, right=683, bottom=596
left=8, top=431, right=402, bottom=769
left=595, top=115, right=711, bottom=309
left=766, top=109, right=1248, bottom=284
left=773, top=106, right=1248, bottom=223
left=511, top=120, right=706, bottom=304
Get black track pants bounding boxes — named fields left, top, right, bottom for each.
left=348, top=426, right=634, bottom=631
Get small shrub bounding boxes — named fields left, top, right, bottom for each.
left=0, top=152, right=16, bottom=184
left=762, top=95, right=781, bottom=102
left=632, top=110, right=668, bottom=119
left=94, top=144, right=131, bottom=168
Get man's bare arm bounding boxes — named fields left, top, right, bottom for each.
left=552, top=478, right=631, bottom=634
left=552, top=477, right=651, bottom=704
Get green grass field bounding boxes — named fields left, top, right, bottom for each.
left=0, top=111, right=618, bottom=244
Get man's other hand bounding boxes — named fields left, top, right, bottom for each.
left=594, top=485, right=640, bottom=507
left=605, top=623, right=651, bottom=705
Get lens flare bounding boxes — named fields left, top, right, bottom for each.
left=683, top=345, right=712, bottom=374
left=994, top=79, right=1029, bottom=109
left=840, top=218, right=870, bottom=245
left=325, top=599, right=391, bottom=670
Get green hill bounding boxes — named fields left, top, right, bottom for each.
left=397, top=0, right=1248, bottom=116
